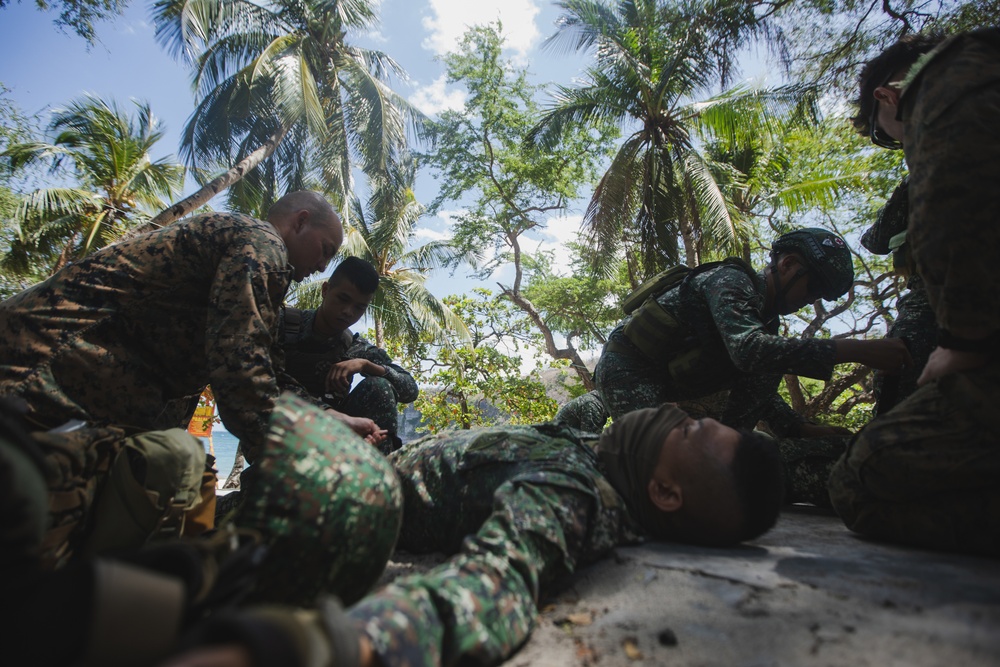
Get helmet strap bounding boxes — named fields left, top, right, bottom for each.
left=768, top=255, right=809, bottom=316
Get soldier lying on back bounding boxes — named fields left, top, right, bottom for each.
left=280, top=256, right=419, bottom=453
left=158, top=396, right=784, bottom=667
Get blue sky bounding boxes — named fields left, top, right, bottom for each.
left=0, top=0, right=772, bottom=339
left=0, top=0, right=606, bottom=289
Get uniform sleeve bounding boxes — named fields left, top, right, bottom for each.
left=348, top=338, right=419, bottom=404
left=701, top=268, right=837, bottom=381
left=860, top=179, right=909, bottom=255
left=204, top=234, right=289, bottom=463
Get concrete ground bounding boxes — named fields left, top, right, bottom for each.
left=384, top=508, right=1000, bottom=666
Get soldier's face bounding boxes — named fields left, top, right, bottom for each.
left=286, top=213, right=344, bottom=282
left=319, top=278, right=373, bottom=332
left=663, top=417, right=740, bottom=470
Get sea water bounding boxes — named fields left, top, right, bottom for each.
left=197, top=428, right=241, bottom=484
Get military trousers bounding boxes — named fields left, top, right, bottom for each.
left=348, top=476, right=604, bottom=666
left=828, top=359, right=1000, bottom=556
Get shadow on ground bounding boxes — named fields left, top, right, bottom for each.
left=384, top=509, right=1000, bottom=666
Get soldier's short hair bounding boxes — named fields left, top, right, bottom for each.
left=328, top=256, right=379, bottom=295
left=267, top=191, right=338, bottom=229
left=852, top=33, right=944, bottom=137
left=730, top=429, right=785, bottom=541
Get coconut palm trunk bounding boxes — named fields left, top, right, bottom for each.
left=124, top=125, right=290, bottom=237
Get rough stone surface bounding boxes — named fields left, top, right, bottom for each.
left=382, top=508, right=1000, bottom=666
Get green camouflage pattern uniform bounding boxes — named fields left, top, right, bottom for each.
left=0, top=211, right=297, bottom=461
left=594, top=264, right=836, bottom=436
left=280, top=307, right=418, bottom=453
left=553, top=390, right=609, bottom=432
left=347, top=422, right=643, bottom=666
left=231, top=394, right=402, bottom=607
left=860, top=178, right=938, bottom=415
left=830, top=28, right=1000, bottom=555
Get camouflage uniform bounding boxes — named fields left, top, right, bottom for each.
left=231, top=394, right=402, bottom=607
left=830, top=29, right=1000, bottom=555
left=0, top=213, right=354, bottom=571
left=0, top=394, right=403, bottom=667
left=594, top=264, right=836, bottom=436
left=860, top=178, right=939, bottom=415
left=0, top=211, right=301, bottom=461
left=281, top=306, right=418, bottom=452
left=347, top=422, right=642, bottom=666
left=553, top=390, right=609, bottom=432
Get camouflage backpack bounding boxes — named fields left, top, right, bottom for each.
left=621, top=258, right=756, bottom=368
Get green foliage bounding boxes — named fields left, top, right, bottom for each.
left=1, top=94, right=184, bottom=278
left=1, top=0, right=127, bottom=45
left=531, top=0, right=817, bottom=271
left=521, top=242, right=629, bottom=351
left=152, top=0, right=424, bottom=214
left=769, top=0, right=1000, bottom=97
left=342, top=157, right=470, bottom=348
left=422, top=22, right=617, bottom=276
left=393, top=289, right=558, bottom=433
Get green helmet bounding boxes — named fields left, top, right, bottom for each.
left=771, top=228, right=854, bottom=300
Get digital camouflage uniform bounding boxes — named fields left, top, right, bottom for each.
left=553, top=390, right=609, bottom=433
left=0, top=211, right=298, bottom=461
left=346, top=422, right=643, bottom=666
left=0, top=213, right=353, bottom=571
left=280, top=306, right=418, bottom=453
left=0, top=394, right=403, bottom=667
left=595, top=264, right=836, bottom=436
left=231, top=394, right=402, bottom=607
left=860, top=178, right=938, bottom=415
left=830, top=29, right=1000, bottom=555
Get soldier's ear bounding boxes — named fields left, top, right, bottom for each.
left=873, top=85, right=901, bottom=107
left=648, top=478, right=683, bottom=513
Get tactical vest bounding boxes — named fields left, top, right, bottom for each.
left=282, top=307, right=355, bottom=398
left=620, top=258, right=757, bottom=375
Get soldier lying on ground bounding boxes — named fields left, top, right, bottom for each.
left=4, top=394, right=785, bottom=666
left=594, top=227, right=913, bottom=440
left=158, top=394, right=784, bottom=667
left=828, top=28, right=1000, bottom=556
left=0, top=192, right=402, bottom=585
left=281, top=256, right=419, bottom=453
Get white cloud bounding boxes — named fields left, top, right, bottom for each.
left=540, top=213, right=586, bottom=247
left=421, top=0, right=542, bottom=62
left=413, top=226, right=451, bottom=242
left=410, top=75, right=467, bottom=116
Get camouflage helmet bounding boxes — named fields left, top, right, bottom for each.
left=231, top=394, right=402, bottom=607
left=771, top=228, right=854, bottom=300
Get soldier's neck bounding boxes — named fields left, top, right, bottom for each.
left=313, top=308, right=345, bottom=338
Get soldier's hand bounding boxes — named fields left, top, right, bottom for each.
left=918, top=346, right=990, bottom=385
left=339, top=414, right=382, bottom=440
left=326, top=359, right=366, bottom=395
left=835, top=338, right=913, bottom=373
left=365, top=428, right=389, bottom=446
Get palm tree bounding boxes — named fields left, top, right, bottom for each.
left=143, top=0, right=423, bottom=230
left=528, top=0, right=798, bottom=272
left=346, top=159, right=469, bottom=347
left=2, top=95, right=184, bottom=275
